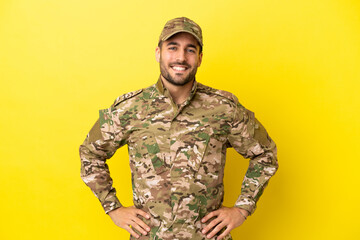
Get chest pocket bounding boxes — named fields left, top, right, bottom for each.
left=128, top=130, right=167, bottom=175
left=186, top=125, right=213, bottom=172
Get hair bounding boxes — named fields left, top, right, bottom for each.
left=158, top=40, right=203, bottom=54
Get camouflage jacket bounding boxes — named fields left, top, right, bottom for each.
left=79, top=77, right=278, bottom=240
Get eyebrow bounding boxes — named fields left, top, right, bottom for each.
left=166, top=42, right=197, bottom=49
left=166, top=42, right=179, bottom=47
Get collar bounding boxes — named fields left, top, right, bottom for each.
left=155, top=75, right=198, bottom=104
left=155, top=75, right=166, bottom=95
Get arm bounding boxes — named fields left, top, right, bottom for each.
left=228, top=103, right=279, bottom=215
left=80, top=108, right=151, bottom=238
left=79, top=112, right=123, bottom=213
left=202, top=100, right=278, bottom=239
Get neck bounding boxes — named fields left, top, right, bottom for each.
left=160, top=76, right=194, bottom=105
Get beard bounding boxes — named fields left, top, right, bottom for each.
left=159, top=58, right=198, bottom=86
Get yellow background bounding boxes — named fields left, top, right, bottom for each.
left=1, top=0, right=359, bottom=239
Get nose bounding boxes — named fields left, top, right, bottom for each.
left=175, top=49, right=186, bottom=63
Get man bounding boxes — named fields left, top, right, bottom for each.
left=80, top=17, right=278, bottom=240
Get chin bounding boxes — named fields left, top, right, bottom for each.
left=170, top=78, right=192, bottom=86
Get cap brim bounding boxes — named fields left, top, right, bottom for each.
left=161, top=30, right=203, bottom=47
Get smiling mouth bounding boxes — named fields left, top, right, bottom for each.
left=171, top=65, right=188, bottom=72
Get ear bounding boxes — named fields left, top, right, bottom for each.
left=197, top=52, right=203, bottom=67
left=155, top=46, right=160, bottom=63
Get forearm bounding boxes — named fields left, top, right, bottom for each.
left=228, top=103, right=279, bottom=215
left=235, top=142, right=278, bottom=215
left=79, top=118, right=122, bottom=213
left=80, top=142, right=122, bottom=213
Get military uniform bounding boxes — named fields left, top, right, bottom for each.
left=80, top=77, right=278, bottom=240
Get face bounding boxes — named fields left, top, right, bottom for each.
left=156, top=32, right=203, bottom=86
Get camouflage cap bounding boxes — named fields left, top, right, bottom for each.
left=159, top=17, right=203, bottom=47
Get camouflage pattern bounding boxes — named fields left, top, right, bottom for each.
left=79, top=77, right=278, bottom=240
left=159, top=17, right=203, bottom=47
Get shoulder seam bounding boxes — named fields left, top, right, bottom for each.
left=197, top=84, right=237, bottom=105
left=112, top=89, right=143, bottom=107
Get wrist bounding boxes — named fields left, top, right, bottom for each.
left=233, top=207, right=249, bottom=220
left=107, top=206, right=122, bottom=216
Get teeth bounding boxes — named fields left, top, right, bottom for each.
left=172, top=66, right=186, bottom=71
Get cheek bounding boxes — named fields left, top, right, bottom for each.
left=161, top=57, right=173, bottom=67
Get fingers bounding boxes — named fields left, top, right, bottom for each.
left=126, top=209, right=150, bottom=238
left=201, top=209, right=219, bottom=223
left=131, top=217, right=151, bottom=235
left=124, top=225, right=140, bottom=239
left=133, top=209, right=151, bottom=234
left=109, top=206, right=151, bottom=239
left=202, top=217, right=222, bottom=235
left=135, top=209, right=151, bottom=220
left=201, top=207, right=246, bottom=239
left=205, top=221, right=227, bottom=239
left=216, top=226, right=232, bottom=240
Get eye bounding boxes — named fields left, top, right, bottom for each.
left=187, top=49, right=196, bottom=53
left=168, top=47, right=177, bottom=50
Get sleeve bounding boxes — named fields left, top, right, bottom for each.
left=227, top=101, right=279, bottom=216
left=79, top=107, right=127, bottom=214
